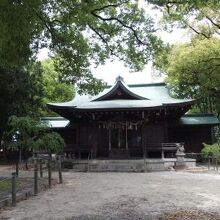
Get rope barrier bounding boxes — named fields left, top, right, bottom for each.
left=0, top=155, right=63, bottom=207
left=0, top=176, right=11, bottom=182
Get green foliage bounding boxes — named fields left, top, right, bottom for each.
left=0, top=58, right=75, bottom=139
left=0, top=64, right=44, bottom=142
left=0, top=1, right=163, bottom=94
left=0, top=1, right=168, bottom=144
left=202, top=142, right=220, bottom=161
left=0, top=0, right=43, bottom=67
left=4, top=116, right=64, bottom=153
left=148, top=0, right=220, bottom=38
left=5, top=116, right=43, bottom=150
left=162, top=37, right=220, bottom=116
left=202, top=130, right=220, bottom=160
left=202, top=143, right=214, bottom=157
left=41, top=58, right=75, bottom=116
left=153, top=43, right=172, bottom=72
left=35, top=132, right=65, bottom=153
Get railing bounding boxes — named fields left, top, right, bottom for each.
left=0, top=156, right=63, bottom=208
left=64, top=145, right=91, bottom=159
left=145, top=143, right=182, bottom=159
left=87, top=151, right=91, bottom=160
left=64, top=143, right=182, bottom=159
left=0, top=173, right=16, bottom=206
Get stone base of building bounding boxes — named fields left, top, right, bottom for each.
left=62, top=158, right=196, bottom=172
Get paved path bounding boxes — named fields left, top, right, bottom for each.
left=1, top=171, right=220, bottom=219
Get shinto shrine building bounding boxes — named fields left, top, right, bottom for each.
left=47, top=76, right=219, bottom=164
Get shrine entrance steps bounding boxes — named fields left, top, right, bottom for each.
left=62, top=158, right=196, bottom=172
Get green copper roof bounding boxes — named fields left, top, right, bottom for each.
left=48, top=80, right=194, bottom=111
left=40, top=117, right=69, bottom=128
left=177, top=114, right=220, bottom=126
left=93, top=76, right=148, bottom=101
left=40, top=114, right=219, bottom=128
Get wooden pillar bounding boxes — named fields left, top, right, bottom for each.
left=92, top=123, right=97, bottom=159
left=142, top=123, right=147, bottom=159
left=142, top=123, right=147, bottom=172
left=76, top=123, right=80, bottom=159
left=125, top=121, right=128, bottom=150
left=118, top=125, right=121, bottom=149
left=164, top=107, right=168, bottom=142
left=108, top=122, right=111, bottom=151
left=161, top=149, right=165, bottom=159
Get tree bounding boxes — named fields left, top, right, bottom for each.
left=4, top=116, right=41, bottom=162
left=4, top=116, right=65, bottom=162
left=163, top=37, right=220, bottom=116
left=147, top=1, right=220, bottom=116
left=41, top=58, right=75, bottom=116
left=35, top=132, right=65, bottom=153
left=0, top=1, right=164, bottom=94
left=0, top=63, right=44, bottom=144
left=148, top=0, right=220, bottom=38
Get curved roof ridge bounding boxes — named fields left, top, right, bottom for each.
left=92, top=76, right=148, bottom=101
left=128, top=82, right=166, bottom=88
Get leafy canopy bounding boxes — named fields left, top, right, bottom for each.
left=0, top=0, right=164, bottom=94
left=159, top=37, right=220, bottom=116
left=0, top=64, right=44, bottom=141
left=147, top=1, right=220, bottom=116
left=41, top=58, right=75, bottom=116
left=202, top=142, right=220, bottom=161
left=4, top=116, right=65, bottom=153
left=148, top=0, right=220, bottom=38
left=35, top=132, right=65, bottom=153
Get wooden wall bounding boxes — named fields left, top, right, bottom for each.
left=56, top=121, right=215, bottom=157
left=168, top=125, right=213, bottom=153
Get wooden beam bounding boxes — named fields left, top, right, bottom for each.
left=108, top=121, right=111, bottom=151
left=126, top=121, right=128, bottom=150
left=118, top=125, right=121, bottom=149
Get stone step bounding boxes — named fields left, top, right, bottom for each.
left=185, top=166, right=208, bottom=172
left=88, top=163, right=144, bottom=172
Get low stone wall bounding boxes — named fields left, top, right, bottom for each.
left=63, top=158, right=196, bottom=172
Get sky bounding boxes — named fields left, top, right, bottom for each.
left=37, top=3, right=189, bottom=85
left=91, top=28, right=189, bottom=85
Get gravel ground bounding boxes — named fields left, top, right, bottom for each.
left=1, top=171, right=220, bottom=220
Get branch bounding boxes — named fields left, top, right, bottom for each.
left=149, top=0, right=190, bottom=6
left=91, top=11, right=148, bottom=46
left=188, top=25, right=211, bottom=38
left=167, top=0, right=190, bottom=3
left=92, top=1, right=129, bottom=13
left=88, top=25, right=117, bottom=56
left=206, top=16, right=220, bottom=30
left=25, top=1, right=63, bottom=51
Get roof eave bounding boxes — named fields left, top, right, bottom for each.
left=92, top=80, right=148, bottom=101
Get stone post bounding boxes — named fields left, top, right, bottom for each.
left=48, top=154, right=52, bottom=188
left=175, top=143, right=186, bottom=170
left=58, top=155, right=63, bottom=184
left=34, top=155, right=38, bottom=196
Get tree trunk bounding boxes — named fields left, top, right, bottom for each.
left=19, top=147, right=22, bottom=163
left=0, top=128, right=4, bottom=148
left=25, top=150, right=28, bottom=170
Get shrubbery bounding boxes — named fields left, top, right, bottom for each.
left=3, top=116, right=65, bottom=162
left=202, top=133, right=220, bottom=162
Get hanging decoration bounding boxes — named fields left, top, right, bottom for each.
left=97, top=121, right=143, bottom=130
